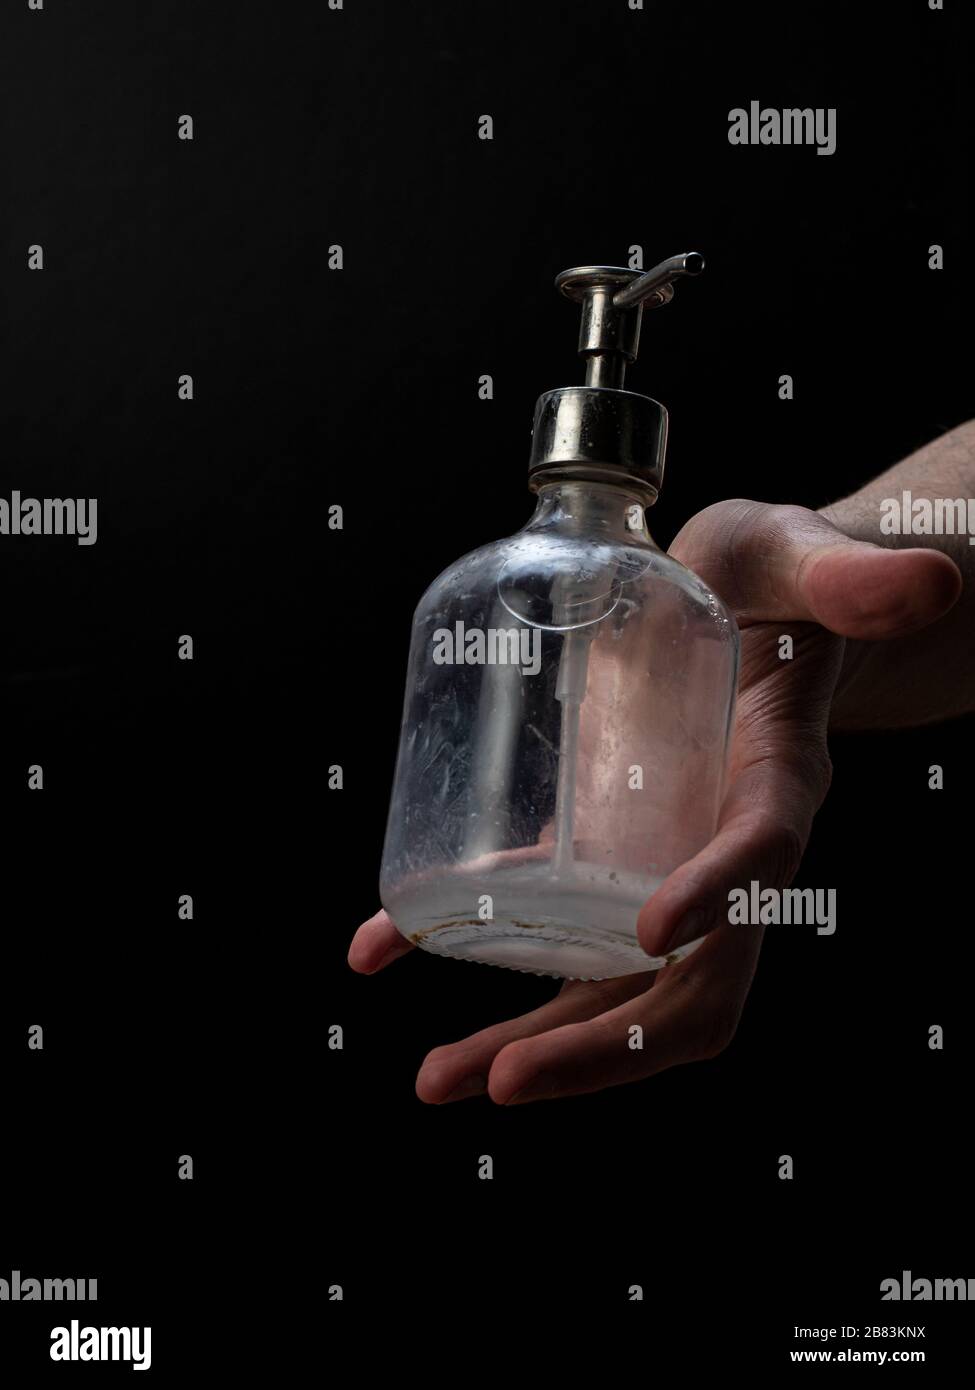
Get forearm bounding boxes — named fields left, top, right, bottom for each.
left=821, top=420, right=975, bottom=729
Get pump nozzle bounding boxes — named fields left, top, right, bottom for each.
left=529, top=251, right=706, bottom=496
left=554, top=252, right=705, bottom=389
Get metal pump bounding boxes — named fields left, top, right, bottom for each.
left=528, top=251, right=705, bottom=499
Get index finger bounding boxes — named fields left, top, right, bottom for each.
left=348, top=909, right=415, bottom=974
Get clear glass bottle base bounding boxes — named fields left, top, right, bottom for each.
left=383, top=862, right=700, bottom=981
left=410, top=920, right=699, bottom=980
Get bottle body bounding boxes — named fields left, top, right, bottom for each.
left=379, top=481, right=739, bottom=980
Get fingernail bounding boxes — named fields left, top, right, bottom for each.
left=441, top=1075, right=487, bottom=1104
left=662, top=907, right=711, bottom=956
left=505, top=1072, right=559, bottom=1106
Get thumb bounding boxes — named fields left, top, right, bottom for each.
left=794, top=541, right=961, bottom=640
left=671, top=501, right=962, bottom=640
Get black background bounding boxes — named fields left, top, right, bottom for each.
left=1, top=0, right=972, bottom=1376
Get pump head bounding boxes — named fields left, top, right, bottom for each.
left=528, top=251, right=705, bottom=501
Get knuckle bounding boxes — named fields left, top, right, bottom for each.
left=763, top=501, right=816, bottom=533
left=672, top=499, right=761, bottom=577
left=728, top=501, right=806, bottom=557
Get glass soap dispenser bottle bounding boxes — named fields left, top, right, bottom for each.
left=379, top=253, right=739, bottom=980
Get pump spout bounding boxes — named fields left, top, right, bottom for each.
left=611, top=251, right=705, bottom=311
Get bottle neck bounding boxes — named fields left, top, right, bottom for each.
left=522, top=480, right=655, bottom=546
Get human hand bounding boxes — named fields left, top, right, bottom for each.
left=349, top=500, right=960, bottom=1103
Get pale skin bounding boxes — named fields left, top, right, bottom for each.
left=349, top=420, right=975, bottom=1104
